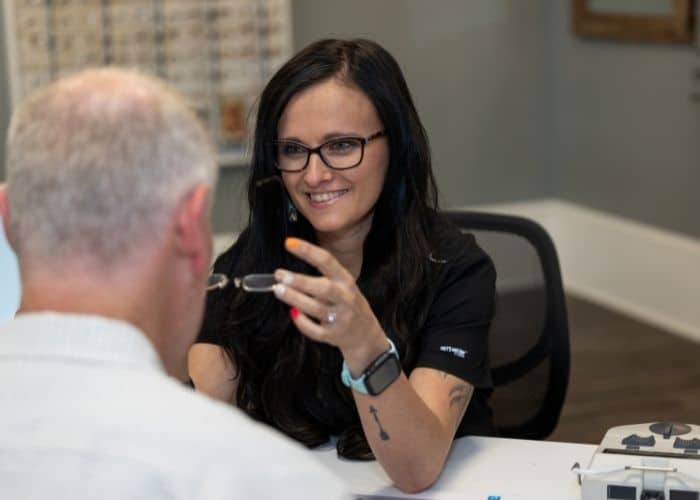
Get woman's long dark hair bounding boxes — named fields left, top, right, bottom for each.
left=220, top=39, right=447, bottom=459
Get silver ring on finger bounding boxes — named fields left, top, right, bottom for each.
left=326, top=308, right=337, bottom=324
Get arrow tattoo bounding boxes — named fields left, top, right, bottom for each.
left=369, top=405, right=390, bottom=441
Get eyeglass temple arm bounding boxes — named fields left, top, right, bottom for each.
left=255, top=175, right=283, bottom=189
left=366, top=130, right=386, bottom=142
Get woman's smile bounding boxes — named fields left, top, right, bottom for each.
left=306, top=189, right=350, bottom=207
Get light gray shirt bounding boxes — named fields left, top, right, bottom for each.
left=0, top=312, right=350, bottom=500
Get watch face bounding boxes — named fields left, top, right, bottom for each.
left=365, top=354, right=401, bottom=396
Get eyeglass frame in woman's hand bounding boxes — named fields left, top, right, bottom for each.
left=207, top=273, right=277, bottom=293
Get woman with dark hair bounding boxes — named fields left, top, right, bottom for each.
left=188, top=38, right=496, bottom=492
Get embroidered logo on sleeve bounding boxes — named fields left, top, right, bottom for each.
left=440, top=346, right=468, bottom=358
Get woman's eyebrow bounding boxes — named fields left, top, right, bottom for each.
left=277, top=136, right=306, bottom=144
left=321, top=131, right=360, bottom=140
left=277, top=131, right=361, bottom=144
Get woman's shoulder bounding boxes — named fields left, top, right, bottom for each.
left=428, top=211, right=493, bottom=275
left=422, top=212, right=497, bottom=325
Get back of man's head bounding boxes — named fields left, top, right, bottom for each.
left=0, top=69, right=218, bottom=376
left=4, top=68, right=217, bottom=267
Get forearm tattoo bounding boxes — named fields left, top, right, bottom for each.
left=449, top=384, right=471, bottom=409
left=369, top=405, right=390, bottom=440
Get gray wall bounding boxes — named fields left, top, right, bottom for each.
left=549, top=2, right=700, bottom=238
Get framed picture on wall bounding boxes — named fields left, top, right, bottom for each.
left=2, top=0, right=293, bottom=167
left=572, top=0, right=694, bottom=43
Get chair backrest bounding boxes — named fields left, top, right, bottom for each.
left=445, top=210, right=570, bottom=440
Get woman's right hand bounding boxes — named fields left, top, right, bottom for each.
left=271, top=237, right=390, bottom=375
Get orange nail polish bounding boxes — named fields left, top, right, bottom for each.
left=290, top=307, right=299, bottom=320
left=285, top=237, right=300, bottom=250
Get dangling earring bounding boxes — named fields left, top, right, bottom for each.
left=287, top=198, right=298, bottom=222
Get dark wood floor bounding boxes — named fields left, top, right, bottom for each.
left=547, top=295, right=700, bottom=444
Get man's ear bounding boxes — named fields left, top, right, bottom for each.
left=0, top=183, right=12, bottom=247
left=173, top=184, right=212, bottom=276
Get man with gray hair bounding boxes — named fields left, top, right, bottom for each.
left=0, top=68, right=348, bottom=499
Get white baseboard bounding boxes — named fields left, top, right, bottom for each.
left=455, top=199, right=700, bottom=343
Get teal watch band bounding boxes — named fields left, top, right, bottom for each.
left=341, top=338, right=400, bottom=395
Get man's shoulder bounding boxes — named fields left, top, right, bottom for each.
left=124, top=375, right=312, bottom=458
left=149, top=381, right=350, bottom=499
left=121, top=372, right=271, bottom=443
left=3, top=368, right=348, bottom=499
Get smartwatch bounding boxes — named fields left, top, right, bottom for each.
left=341, top=338, right=401, bottom=396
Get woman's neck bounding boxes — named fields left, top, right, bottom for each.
left=316, top=217, right=372, bottom=280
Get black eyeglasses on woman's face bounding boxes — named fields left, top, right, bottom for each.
left=273, top=130, right=385, bottom=173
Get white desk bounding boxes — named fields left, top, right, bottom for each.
left=315, top=436, right=596, bottom=500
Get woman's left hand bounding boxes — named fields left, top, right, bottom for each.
left=272, top=237, right=390, bottom=374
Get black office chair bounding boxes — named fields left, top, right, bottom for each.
left=445, top=210, right=570, bottom=440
